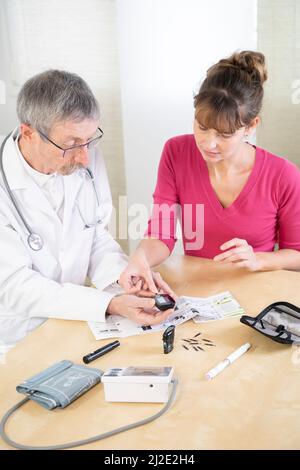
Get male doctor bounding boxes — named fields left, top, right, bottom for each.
left=0, top=70, right=172, bottom=351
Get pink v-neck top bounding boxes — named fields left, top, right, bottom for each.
left=146, top=134, right=300, bottom=258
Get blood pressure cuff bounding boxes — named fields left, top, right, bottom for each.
left=240, top=301, right=300, bottom=344
left=16, top=360, right=103, bottom=410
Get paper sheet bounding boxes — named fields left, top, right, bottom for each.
left=188, top=291, right=244, bottom=323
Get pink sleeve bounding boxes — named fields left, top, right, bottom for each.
left=145, top=140, right=179, bottom=253
left=277, top=161, right=300, bottom=251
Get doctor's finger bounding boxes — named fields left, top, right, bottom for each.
left=135, top=289, right=155, bottom=298
left=131, top=297, right=156, bottom=309
left=152, top=307, right=174, bottom=319
left=136, top=308, right=172, bottom=326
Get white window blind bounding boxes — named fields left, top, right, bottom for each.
left=258, top=0, right=300, bottom=167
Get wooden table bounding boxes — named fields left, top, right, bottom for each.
left=1, top=256, right=300, bottom=450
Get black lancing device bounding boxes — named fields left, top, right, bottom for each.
left=162, top=325, right=175, bottom=354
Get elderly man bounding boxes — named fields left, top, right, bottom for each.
left=0, top=70, right=172, bottom=351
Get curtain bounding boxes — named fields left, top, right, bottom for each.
left=257, top=0, right=300, bottom=167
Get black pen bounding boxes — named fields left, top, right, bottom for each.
left=83, top=340, right=120, bottom=364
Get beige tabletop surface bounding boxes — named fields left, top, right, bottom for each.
left=1, top=255, right=300, bottom=450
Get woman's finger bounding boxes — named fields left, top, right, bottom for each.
left=152, top=272, right=176, bottom=297
left=220, top=238, right=248, bottom=251
left=219, top=252, right=251, bottom=263
left=214, top=247, right=250, bottom=262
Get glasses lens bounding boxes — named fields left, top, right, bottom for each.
left=88, top=137, right=101, bottom=149
left=62, top=130, right=103, bottom=157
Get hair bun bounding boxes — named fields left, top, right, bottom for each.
left=217, top=50, right=268, bottom=86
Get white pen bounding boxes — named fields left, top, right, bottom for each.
left=205, top=342, right=251, bottom=380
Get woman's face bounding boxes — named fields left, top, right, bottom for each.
left=193, top=119, right=247, bottom=163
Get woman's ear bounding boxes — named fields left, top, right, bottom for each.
left=246, top=116, right=260, bottom=135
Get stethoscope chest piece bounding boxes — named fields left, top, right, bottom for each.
left=27, top=233, right=44, bottom=251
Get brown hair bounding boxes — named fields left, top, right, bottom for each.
left=193, top=51, right=268, bottom=134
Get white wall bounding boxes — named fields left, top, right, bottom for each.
left=116, top=0, right=257, bottom=252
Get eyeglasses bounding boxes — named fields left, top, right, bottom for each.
left=37, top=127, right=104, bottom=158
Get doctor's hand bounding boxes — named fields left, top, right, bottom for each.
left=119, top=251, right=175, bottom=298
left=106, top=294, right=173, bottom=325
left=213, top=238, right=263, bottom=271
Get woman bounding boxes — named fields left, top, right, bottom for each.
left=120, top=51, right=300, bottom=295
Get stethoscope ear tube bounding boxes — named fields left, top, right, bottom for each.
left=0, top=133, right=12, bottom=165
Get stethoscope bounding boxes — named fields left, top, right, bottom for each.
left=0, top=132, right=103, bottom=251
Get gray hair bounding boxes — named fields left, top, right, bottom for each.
left=17, top=70, right=100, bottom=134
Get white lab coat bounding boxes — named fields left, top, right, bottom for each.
left=0, top=129, right=128, bottom=350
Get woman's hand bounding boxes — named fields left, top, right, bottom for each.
left=119, top=250, right=176, bottom=297
left=213, top=238, right=263, bottom=271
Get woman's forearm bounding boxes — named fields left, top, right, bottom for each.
left=257, top=249, right=300, bottom=271
left=134, top=238, right=171, bottom=267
